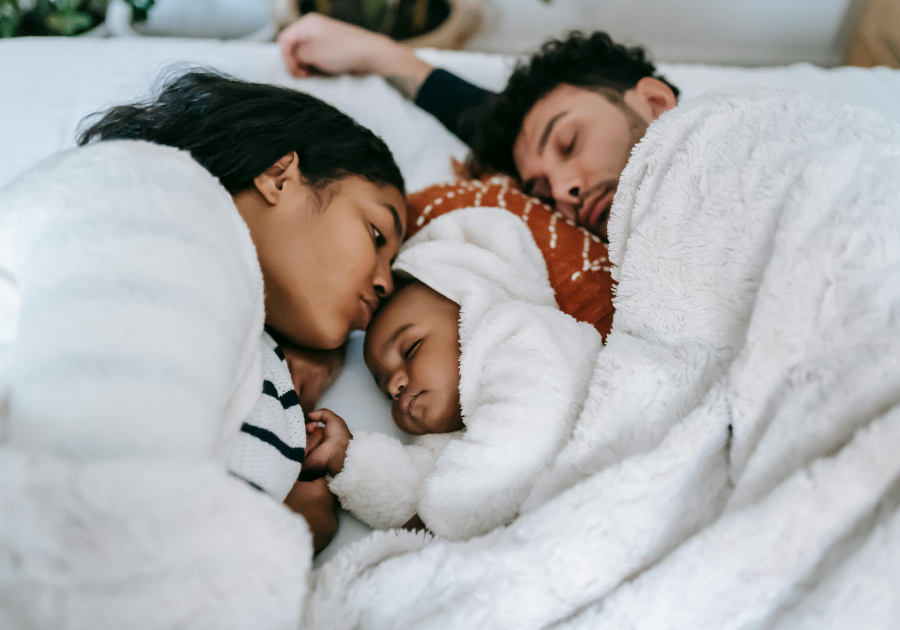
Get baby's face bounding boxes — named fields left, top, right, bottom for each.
left=364, top=282, right=463, bottom=435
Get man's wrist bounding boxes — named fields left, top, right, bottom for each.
left=374, top=39, right=433, bottom=100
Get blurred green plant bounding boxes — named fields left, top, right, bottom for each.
left=0, top=0, right=154, bottom=37
left=0, top=0, right=21, bottom=38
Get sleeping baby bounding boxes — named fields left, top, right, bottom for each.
left=303, top=207, right=603, bottom=541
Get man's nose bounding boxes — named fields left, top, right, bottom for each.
left=551, top=170, right=582, bottom=217
left=552, top=186, right=581, bottom=223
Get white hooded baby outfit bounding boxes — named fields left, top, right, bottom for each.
left=329, top=207, right=603, bottom=541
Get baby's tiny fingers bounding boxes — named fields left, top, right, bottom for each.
left=312, top=408, right=340, bottom=422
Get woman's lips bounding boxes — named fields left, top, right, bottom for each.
left=358, top=296, right=376, bottom=328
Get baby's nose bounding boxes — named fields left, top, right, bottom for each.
left=388, top=372, right=407, bottom=399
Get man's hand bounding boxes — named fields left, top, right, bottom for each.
left=281, top=343, right=345, bottom=415
left=283, top=477, right=339, bottom=553
left=304, top=408, right=352, bottom=478
left=278, top=13, right=433, bottom=98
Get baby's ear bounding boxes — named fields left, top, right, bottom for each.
left=252, top=152, right=302, bottom=205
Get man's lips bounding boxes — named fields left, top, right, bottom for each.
left=578, top=187, right=615, bottom=231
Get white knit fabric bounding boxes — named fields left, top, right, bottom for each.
left=229, top=331, right=307, bottom=501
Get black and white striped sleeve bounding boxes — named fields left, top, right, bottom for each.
left=228, top=332, right=307, bottom=501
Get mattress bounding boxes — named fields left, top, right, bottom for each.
left=2, top=36, right=899, bottom=565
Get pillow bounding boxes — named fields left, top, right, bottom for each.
left=406, top=175, right=615, bottom=338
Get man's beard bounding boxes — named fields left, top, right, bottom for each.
left=575, top=99, right=649, bottom=241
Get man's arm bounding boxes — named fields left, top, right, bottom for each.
left=278, top=13, right=493, bottom=145
left=414, top=69, right=493, bottom=147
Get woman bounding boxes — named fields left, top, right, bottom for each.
left=77, top=70, right=408, bottom=549
left=79, top=70, right=405, bottom=350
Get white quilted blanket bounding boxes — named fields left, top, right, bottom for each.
left=305, top=88, right=900, bottom=629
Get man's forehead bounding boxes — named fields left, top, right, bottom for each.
left=514, top=85, right=586, bottom=170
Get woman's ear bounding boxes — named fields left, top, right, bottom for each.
left=627, top=77, right=678, bottom=123
left=253, top=152, right=302, bottom=205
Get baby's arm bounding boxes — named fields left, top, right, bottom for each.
left=329, top=429, right=457, bottom=530
left=303, top=409, right=458, bottom=530
left=328, top=432, right=435, bottom=530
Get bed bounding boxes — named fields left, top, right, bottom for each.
left=2, top=37, right=900, bottom=572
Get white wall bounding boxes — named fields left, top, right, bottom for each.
left=466, top=0, right=865, bottom=67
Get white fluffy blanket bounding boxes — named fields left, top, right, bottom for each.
left=305, top=89, right=900, bottom=629
left=330, top=208, right=602, bottom=539
left=0, top=142, right=312, bottom=628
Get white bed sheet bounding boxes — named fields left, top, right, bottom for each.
left=2, top=37, right=899, bottom=564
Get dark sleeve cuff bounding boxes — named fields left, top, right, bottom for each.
left=414, top=68, right=494, bottom=147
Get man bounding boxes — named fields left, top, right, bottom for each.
left=279, top=14, right=679, bottom=240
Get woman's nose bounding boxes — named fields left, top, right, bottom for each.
left=388, top=371, right=407, bottom=399
left=373, top=258, right=394, bottom=301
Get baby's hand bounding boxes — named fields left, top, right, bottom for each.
left=304, top=409, right=352, bottom=477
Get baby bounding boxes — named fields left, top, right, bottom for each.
left=304, top=208, right=603, bottom=540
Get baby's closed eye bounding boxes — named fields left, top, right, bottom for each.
left=404, top=339, right=421, bottom=359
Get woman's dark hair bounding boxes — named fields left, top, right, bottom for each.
left=466, top=31, right=679, bottom=177
left=78, top=69, right=405, bottom=195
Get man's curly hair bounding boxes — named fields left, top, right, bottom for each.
left=466, top=31, right=679, bottom=178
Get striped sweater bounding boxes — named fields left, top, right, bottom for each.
left=229, top=332, right=307, bottom=501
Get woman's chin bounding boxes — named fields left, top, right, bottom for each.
left=319, top=326, right=351, bottom=350
left=288, top=319, right=350, bottom=351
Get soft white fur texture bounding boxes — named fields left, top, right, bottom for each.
left=305, top=89, right=900, bottom=629
left=0, top=142, right=313, bottom=628
left=330, top=431, right=458, bottom=529
left=0, top=452, right=313, bottom=630
left=329, top=208, right=602, bottom=539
